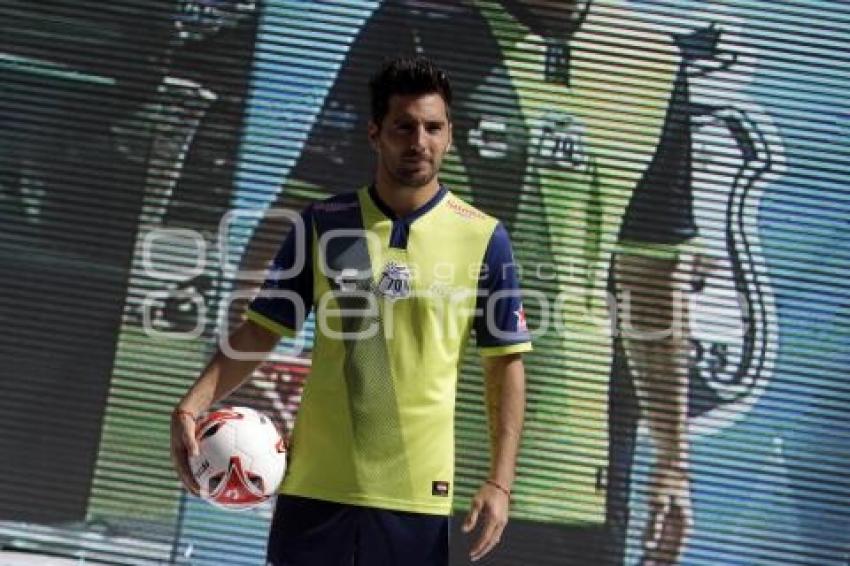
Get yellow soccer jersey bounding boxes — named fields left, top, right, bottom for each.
left=247, top=185, right=532, bottom=514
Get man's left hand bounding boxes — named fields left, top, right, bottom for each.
left=462, top=481, right=511, bottom=562
left=642, top=463, right=693, bottom=566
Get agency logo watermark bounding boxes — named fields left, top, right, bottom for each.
left=139, top=210, right=750, bottom=362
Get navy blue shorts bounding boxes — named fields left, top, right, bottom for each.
left=265, top=495, right=450, bottom=566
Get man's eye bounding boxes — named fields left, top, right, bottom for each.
left=427, top=125, right=443, bottom=133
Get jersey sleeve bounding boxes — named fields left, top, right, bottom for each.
left=474, top=223, right=533, bottom=357
left=246, top=206, right=314, bottom=337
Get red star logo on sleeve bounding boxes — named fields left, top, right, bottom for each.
left=514, top=306, right=527, bottom=332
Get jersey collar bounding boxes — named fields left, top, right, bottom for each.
left=367, top=183, right=448, bottom=224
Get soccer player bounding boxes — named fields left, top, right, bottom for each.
left=171, top=56, right=532, bottom=565
left=235, top=2, right=700, bottom=564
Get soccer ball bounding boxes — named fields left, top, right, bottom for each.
left=190, top=406, right=286, bottom=510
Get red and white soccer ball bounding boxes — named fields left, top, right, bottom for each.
left=190, top=406, right=286, bottom=510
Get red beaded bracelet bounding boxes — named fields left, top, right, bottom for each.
left=486, top=479, right=511, bottom=498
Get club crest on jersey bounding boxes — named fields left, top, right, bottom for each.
left=377, top=262, right=411, bottom=300
left=535, top=111, right=589, bottom=172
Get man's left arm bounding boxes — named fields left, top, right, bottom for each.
left=463, top=352, right=526, bottom=562
left=464, top=221, right=531, bottom=561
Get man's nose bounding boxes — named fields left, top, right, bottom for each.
left=410, top=125, right=427, bottom=148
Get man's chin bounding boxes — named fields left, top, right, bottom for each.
left=395, top=170, right=437, bottom=189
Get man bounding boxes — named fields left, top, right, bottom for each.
left=236, top=1, right=696, bottom=564
left=171, top=56, right=532, bottom=565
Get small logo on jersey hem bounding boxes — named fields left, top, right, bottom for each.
left=432, top=481, right=450, bottom=497
left=377, top=261, right=411, bottom=300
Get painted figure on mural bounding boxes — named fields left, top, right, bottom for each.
left=234, top=1, right=779, bottom=564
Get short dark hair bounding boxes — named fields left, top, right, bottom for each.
left=369, top=56, right=453, bottom=126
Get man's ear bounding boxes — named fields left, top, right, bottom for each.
left=367, top=120, right=379, bottom=149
